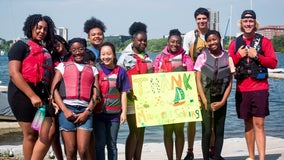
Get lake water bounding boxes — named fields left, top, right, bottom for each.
left=0, top=53, right=283, bottom=145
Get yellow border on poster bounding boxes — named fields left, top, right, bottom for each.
left=132, top=71, right=202, bottom=127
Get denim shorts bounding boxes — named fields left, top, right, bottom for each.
left=58, top=104, right=93, bottom=131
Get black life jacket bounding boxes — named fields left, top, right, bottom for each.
left=234, top=33, right=268, bottom=80
left=201, top=49, right=231, bottom=97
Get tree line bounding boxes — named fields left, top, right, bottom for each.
left=1, top=35, right=284, bottom=54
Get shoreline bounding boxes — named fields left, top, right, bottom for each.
left=0, top=136, right=283, bottom=160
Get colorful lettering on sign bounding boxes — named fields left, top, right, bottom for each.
left=132, top=72, right=202, bottom=127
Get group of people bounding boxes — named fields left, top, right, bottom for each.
left=7, top=7, right=277, bottom=160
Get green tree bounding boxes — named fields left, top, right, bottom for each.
left=147, top=38, right=167, bottom=53
left=272, top=35, right=284, bottom=53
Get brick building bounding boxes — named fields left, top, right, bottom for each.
left=257, top=25, right=284, bottom=39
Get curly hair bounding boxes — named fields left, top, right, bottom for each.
left=84, top=17, right=106, bottom=34
left=22, top=14, right=55, bottom=50
left=129, top=22, right=147, bottom=37
left=168, top=29, right=181, bottom=40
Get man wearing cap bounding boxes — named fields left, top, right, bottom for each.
left=228, top=10, right=278, bottom=160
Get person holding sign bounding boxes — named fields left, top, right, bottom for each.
left=154, top=29, right=194, bottom=160
left=194, top=30, right=234, bottom=160
left=117, top=22, right=154, bottom=160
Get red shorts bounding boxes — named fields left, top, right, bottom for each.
left=236, top=90, right=269, bottom=119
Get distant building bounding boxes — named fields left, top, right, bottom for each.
left=56, top=27, right=68, bottom=40
left=207, top=8, right=219, bottom=31
left=105, top=35, right=131, bottom=42
left=0, top=39, right=4, bottom=46
left=257, top=25, right=284, bottom=39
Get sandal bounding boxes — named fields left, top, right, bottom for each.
left=245, top=157, right=254, bottom=160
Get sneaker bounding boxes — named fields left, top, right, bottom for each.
left=210, top=155, right=225, bottom=160
left=184, top=152, right=194, bottom=160
left=209, top=146, right=215, bottom=159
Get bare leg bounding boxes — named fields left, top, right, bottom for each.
left=125, top=114, right=145, bottom=160
left=245, top=118, right=255, bottom=160
left=174, top=123, right=184, bottom=160
left=52, top=116, right=64, bottom=160
left=253, top=117, right=266, bottom=160
left=89, top=133, right=96, bottom=160
left=77, top=129, right=92, bottom=160
left=31, top=117, right=55, bottom=160
left=134, top=127, right=145, bottom=160
left=187, top=122, right=196, bottom=150
left=18, top=122, right=38, bottom=160
left=163, top=124, right=174, bottom=160
left=62, top=131, right=77, bottom=160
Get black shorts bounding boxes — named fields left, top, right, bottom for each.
left=8, top=81, right=55, bottom=122
left=235, top=90, right=269, bottom=119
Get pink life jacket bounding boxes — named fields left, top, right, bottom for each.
left=59, top=62, right=94, bottom=101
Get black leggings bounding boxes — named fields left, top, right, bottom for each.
left=201, top=97, right=227, bottom=160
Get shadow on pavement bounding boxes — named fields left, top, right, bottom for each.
left=195, top=153, right=282, bottom=160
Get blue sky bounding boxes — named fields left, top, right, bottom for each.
left=0, top=0, right=284, bottom=40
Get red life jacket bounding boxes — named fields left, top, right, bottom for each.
left=127, top=54, right=153, bottom=85
left=21, top=40, right=53, bottom=86
left=95, top=65, right=122, bottom=114
left=59, top=62, right=94, bottom=101
left=160, top=53, right=186, bottom=72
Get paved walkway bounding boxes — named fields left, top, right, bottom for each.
left=0, top=122, right=283, bottom=160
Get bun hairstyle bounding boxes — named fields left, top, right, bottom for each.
left=129, top=22, right=147, bottom=37
left=68, top=38, right=87, bottom=48
left=168, top=29, right=182, bottom=40
left=84, top=17, right=106, bottom=34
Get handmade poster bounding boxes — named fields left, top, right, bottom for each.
left=132, top=71, right=202, bottom=127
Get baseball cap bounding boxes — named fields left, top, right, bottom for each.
left=241, top=10, right=256, bottom=19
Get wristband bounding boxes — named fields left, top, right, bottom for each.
left=85, top=107, right=92, bottom=114
left=254, top=54, right=259, bottom=60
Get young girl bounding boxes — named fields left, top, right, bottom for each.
left=94, top=42, right=131, bottom=160
left=52, top=35, right=72, bottom=67
left=154, top=29, right=194, bottom=160
left=194, top=30, right=234, bottom=160
left=50, top=38, right=99, bottom=160
left=8, top=14, right=56, bottom=160
left=117, top=22, right=154, bottom=160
